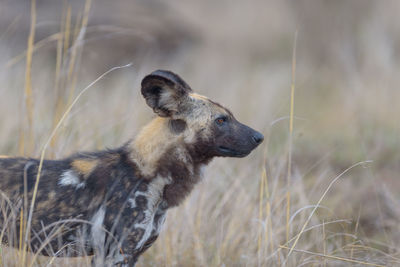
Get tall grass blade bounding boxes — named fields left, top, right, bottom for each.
left=286, top=30, right=298, bottom=247
left=22, top=0, right=37, bottom=156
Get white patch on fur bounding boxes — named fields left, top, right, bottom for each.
left=174, top=146, right=193, bottom=174
left=135, top=215, right=154, bottom=250
left=198, top=164, right=206, bottom=177
left=174, top=146, right=188, bottom=162
left=113, top=252, right=126, bottom=265
left=128, top=198, right=136, bottom=209
left=154, top=211, right=167, bottom=236
left=134, top=176, right=171, bottom=250
left=59, top=170, right=85, bottom=189
left=91, top=206, right=106, bottom=248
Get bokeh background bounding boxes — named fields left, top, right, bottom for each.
left=0, top=0, right=399, bottom=266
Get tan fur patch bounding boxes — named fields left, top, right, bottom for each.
left=131, top=117, right=184, bottom=177
left=185, top=93, right=230, bottom=141
left=105, top=153, right=121, bottom=164
left=0, top=155, right=10, bottom=158
left=71, top=159, right=98, bottom=176
left=189, top=92, right=209, bottom=101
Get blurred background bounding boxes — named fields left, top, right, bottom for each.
left=0, top=0, right=399, bottom=266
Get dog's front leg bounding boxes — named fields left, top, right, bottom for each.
left=114, top=258, right=137, bottom=267
left=110, top=235, right=142, bottom=267
left=91, top=249, right=137, bottom=267
left=113, top=254, right=137, bottom=267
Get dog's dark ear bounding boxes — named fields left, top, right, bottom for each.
left=141, top=70, right=193, bottom=117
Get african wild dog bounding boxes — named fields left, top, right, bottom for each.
left=0, top=70, right=263, bottom=266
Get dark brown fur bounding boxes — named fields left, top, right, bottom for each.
left=0, top=70, right=263, bottom=266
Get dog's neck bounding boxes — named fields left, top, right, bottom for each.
left=129, top=117, right=209, bottom=177
left=130, top=117, right=177, bottom=177
left=129, top=117, right=211, bottom=206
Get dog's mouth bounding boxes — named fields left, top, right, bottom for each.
left=217, top=146, right=250, bottom=158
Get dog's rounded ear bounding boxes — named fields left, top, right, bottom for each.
left=141, top=70, right=193, bottom=117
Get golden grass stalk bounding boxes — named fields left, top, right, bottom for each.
left=82, top=0, right=92, bottom=31
left=55, top=2, right=67, bottom=91
left=21, top=0, right=37, bottom=157
left=67, top=0, right=92, bottom=106
left=257, top=161, right=265, bottom=262
left=20, top=0, right=36, bottom=264
left=65, top=13, right=82, bottom=106
left=263, top=165, right=275, bottom=256
left=50, top=3, right=70, bottom=155
left=286, top=30, right=298, bottom=246
left=322, top=220, right=326, bottom=267
left=21, top=63, right=131, bottom=267
left=18, top=209, right=23, bottom=258
left=260, top=128, right=278, bottom=263
left=63, top=5, right=72, bottom=60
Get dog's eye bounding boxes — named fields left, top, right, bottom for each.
left=215, top=116, right=228, bottom=126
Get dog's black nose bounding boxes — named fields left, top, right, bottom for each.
left=252, top=132, right=264, bottom=145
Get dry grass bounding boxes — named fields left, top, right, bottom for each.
left=1, top=0, right=400, bottom=266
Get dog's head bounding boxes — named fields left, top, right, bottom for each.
left=141, top=70, right=263, bottom=159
